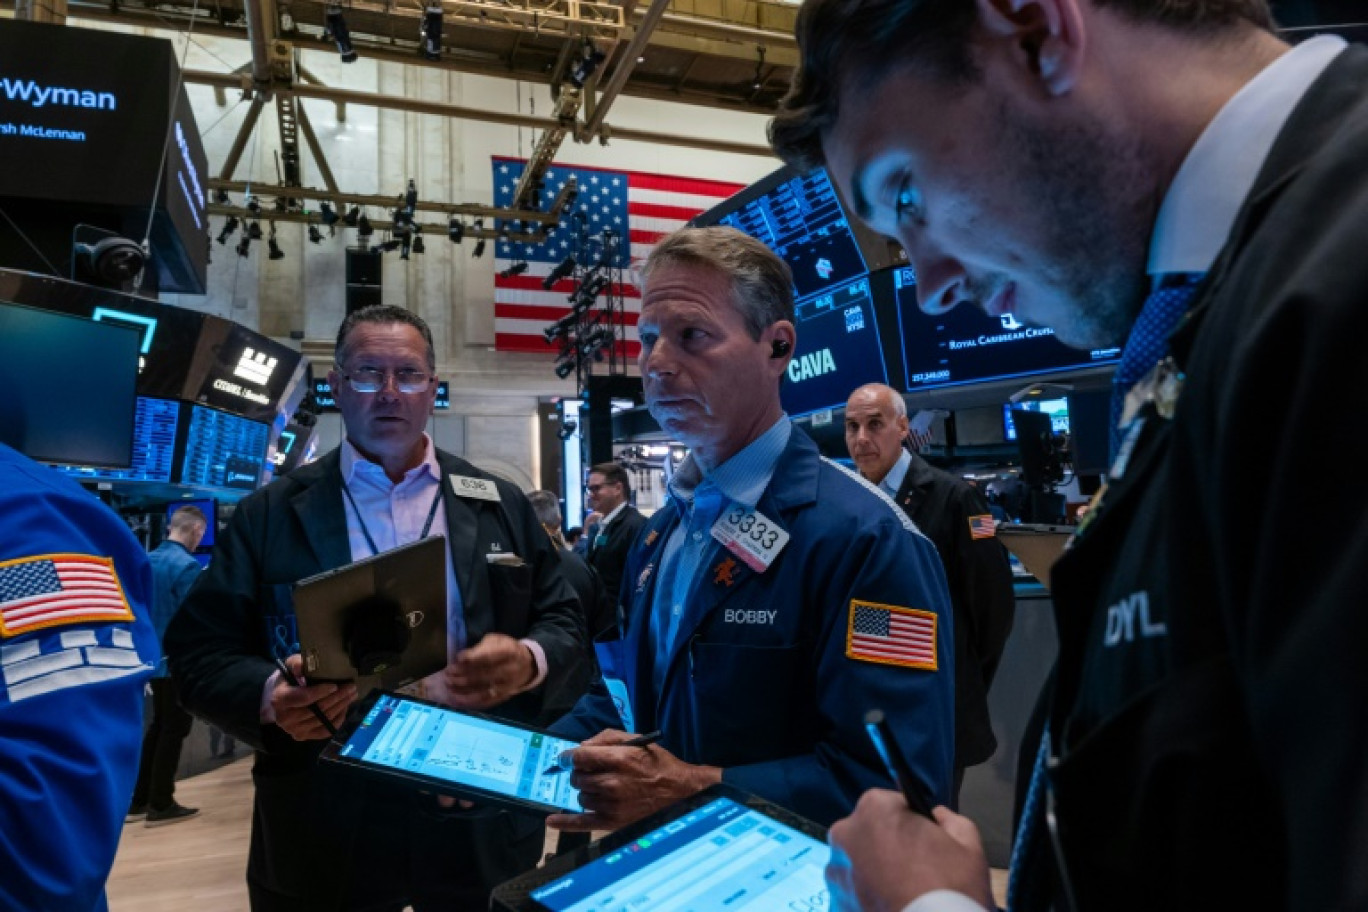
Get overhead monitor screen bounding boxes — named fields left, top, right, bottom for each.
left=714, top=168, right=869, bottom=302
left=781, top=276, right=890, bottom=417
left=180, top=404, right=269, bottom=491
left=0, top=302, right=139, bottom=468
left=49, top=396, right=178, bottom=484
left=1003, top=398, right=1070, bottom=441
left=892, top=268, right=1120, bottom=391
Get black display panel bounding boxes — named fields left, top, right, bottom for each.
left=714, top=168, right=869, bottom=301
left=0, top=302, right=139, bottom=467
left=89, top=297, right=205, bottom=400
left=890, top=268, right=1121, bottom=391
left=781, top=277, right=890, bottom=417
left=50, top=397, right=180, bottom=482
left=180, top=404, right=269, bottom=491
left=194, top=322, right=302, bottom=422
left=0, top=21, right=208, bottom=293
left=1002, top=398, right=1069, bottom=441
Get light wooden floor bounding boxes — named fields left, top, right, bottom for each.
left=107, top=758, right=1009, bottom=910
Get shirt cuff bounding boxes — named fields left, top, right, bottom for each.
left=903, top=891, right=991, bottom=912
left=260, top=669, right=281, bottom=724
left=520, top=638, right=548, bottom=689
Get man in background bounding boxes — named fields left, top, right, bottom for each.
left=528, top=489, right=605, bottom=711
left=845, top=383, right=1014, bottom=802
left=128, top=504, right=207, bottom=826
left=583, top=463, right=646, bottom=617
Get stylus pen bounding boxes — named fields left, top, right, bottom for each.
left=542, top=730, right=663, bottom=775
left=864, top=709, right=935, bottom=819
left=272, top=655, right=340, bottom=738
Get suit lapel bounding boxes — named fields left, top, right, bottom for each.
left=435, top=456, right=487, bottom=639
left=290, top=453, right=353, bottom=571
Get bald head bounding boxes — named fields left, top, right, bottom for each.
left=845, top=383, right=909, bottom=484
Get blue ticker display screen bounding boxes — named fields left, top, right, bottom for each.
left=782, top=277, right=890, bottom=417
left=52, top=396, right=180, bottom=483
left=717, top=169, right=869, bottom=302
left=180, top=405, right=269, bottom=491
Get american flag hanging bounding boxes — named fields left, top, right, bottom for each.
left=0, top=554, right=133, bottom=637
left=491, top=157, right=745, bottom=356
left=845, top=600, right=938, bottom=671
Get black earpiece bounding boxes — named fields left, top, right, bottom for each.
left=771, top=339, right=791, bottom=358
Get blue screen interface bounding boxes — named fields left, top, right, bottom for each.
left=718, top=169, right=868, bottom=303
left=781, top=276, right=890, bottom=417
left=340, top=694, right=582, bottom=812
left=1003, top=398, right=1070, bottom=441
left=530, top=796, right=831, bottom=912
left=180, top=405, right=269, bottom=491
left=52, top=397, right=179, bottom=483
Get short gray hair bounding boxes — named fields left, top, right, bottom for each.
left=641, top=226, right=795, bottom=340
left=526, top=490, right=563, bottom=528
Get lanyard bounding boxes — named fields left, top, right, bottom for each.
left=341, top=481, right=443, bottom=558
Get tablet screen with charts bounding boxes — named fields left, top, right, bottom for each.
left=321, top=692, right=583, bottom=815
left=492, top=784, right=831, bottom=912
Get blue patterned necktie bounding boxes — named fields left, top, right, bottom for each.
left=1109, top=275, right=1204, bottom=459
left=1005, top=723, right=1052, bottom=911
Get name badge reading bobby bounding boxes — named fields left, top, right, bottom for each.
left=711, top=506, right=789, bottom=573
left=449, top=474, right=501, bottom=502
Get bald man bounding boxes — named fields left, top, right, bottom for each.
left=845, top=384, right=1015, bottom=799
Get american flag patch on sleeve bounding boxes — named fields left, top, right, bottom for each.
left=968, top=514, right=997, bottom=539
left=845, top=600, right=938, bottom=671
left=0, top=554, right=133, bottom=638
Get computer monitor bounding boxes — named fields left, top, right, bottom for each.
left=180, top=404, right=270, bottom=491
left=1012, top=408, right=1064, bottom=489
left=0, top=302, right=139, bottom=467
left=1003, top=397, right=1070, bottom=441
left=50, top=396, right=180, bottom=483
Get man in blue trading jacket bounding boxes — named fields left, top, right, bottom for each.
left=128, top=504, right=207, bottom=826
left=0, top=442, right=159, bottom=911
left=771, top=0, right=1368, bottom=909
left=547, top=226, right=956, bottom=835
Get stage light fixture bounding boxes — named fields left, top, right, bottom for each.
left=357, top=214, right=373, bottom=239
left=472, top=218, right=485, bottom=257
left=248, top=221, right=263, bottom=240
left=543, top=255, right=576, bottom=289
left=412, top=230, right=425, bottom=255
left=308, top=224, right=324, bottom=244
left=325, top=4, right=359, bottom=63
left=499, top=262, right=529, bottom=279
left=214, top=189, right=230, bottom=204
left=554, top=358, right=576, bottom=380
left=448, top=217, right=464, bottom=244
left=420, top=3, right=443, bottom=60
left=246, top=196, right=262, bottom=216
left=343, top=206, right=361, bottom=227
left=320, top=202, right=339, bottom=226
left=216, top=216, right=239, bottom=244
left=268, top=237, right=285, bottom=261
left=376, top=238, right=402, bottom=253
left=236, top=236, right=251, bottom=257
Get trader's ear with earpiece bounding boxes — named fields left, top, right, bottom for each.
left=770, top=339, right=791, bottom=359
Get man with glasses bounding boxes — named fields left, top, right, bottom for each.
left=583, top=463, right=646, bottom=637
left=166, top=305, right=587, bottom=911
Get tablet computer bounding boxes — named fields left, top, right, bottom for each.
left=293, top=535, right=448, bottom=695
left=320, top=690, right=583, bottom=815
left=491, top=784, right=830, bottom=912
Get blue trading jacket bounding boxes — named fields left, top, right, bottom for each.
left=559, top=429, right=956, bottom=826
left=0, top=444, right=158, bottom=912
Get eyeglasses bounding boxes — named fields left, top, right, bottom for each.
left=338, top=367, right=434, bottom=394
left=585, top=482, right=619, bottom=494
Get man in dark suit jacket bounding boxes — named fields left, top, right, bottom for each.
left=583, top=462, right=646, bottom=633
left=845, top=383, right=1015, bottom=802
left=166, top=306, right=586, bottom=911
left=772, top=1, right=1368, bottom=909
